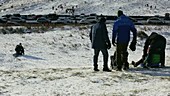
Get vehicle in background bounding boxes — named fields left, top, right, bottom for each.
left=147, top=17, right=165, bottom=25
left=8, top=16, right=26, bottom=23
left=79, top=16, right=98, bottom=24
left=47, top=13, right=58, bottom=20
left=0, top=17, right=7, bottom=23
left=129, top=17, right=143, bottom=25
left=51, top=17, right=72, bottom=24
left=89, top=13, right=97, bottom=16
left=2, top=14, right=12, bottom=19
left=26, top=14, right=37, bottom=20
left=13, top=14, right=21, bottom=17
left=37, top=17, right=51, bottom=23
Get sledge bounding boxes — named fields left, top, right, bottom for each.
left=13, top=53, right=23, bottom=57
left=141, top=54, right=161, bottom=68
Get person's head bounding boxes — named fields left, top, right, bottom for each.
left=99, top=17, right=106, bottom=23
left=150, top=32, right=158, bottom=36
left=19, top=43, right=22, bottom=46
left=117, top=10, right=123, bottom=17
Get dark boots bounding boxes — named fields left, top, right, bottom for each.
left=103, top=67, right=111, bottom=72
left=93, top=64, right=99, bottom=71
left=93, top=65, right=111, bottom=72
left=103, top=64, right=111, bottom=72
left=94, top=67, right=99, bottom=71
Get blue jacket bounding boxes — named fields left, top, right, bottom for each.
left=112, top=15, right=137, bottom=44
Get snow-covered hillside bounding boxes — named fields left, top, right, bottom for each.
left=0, top=0, right=170, bottom=16
left=0, top=25, right=170, bottom=96
left=0, top=0, right=170, bottom=96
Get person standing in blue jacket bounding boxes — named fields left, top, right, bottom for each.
left=90, top=17, right=111, bottom=72
left=112, top=10, right=137, bottom=71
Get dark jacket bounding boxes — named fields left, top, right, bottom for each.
left=143, top=32, right=166, bottom=56
left=15, top=44, right=24, bottom=55
left=112, top=15, right=137, bottom=44
left=89, top=19, right=111, bottom=49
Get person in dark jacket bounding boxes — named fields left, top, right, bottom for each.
left=132, top=32, right=166, bottom=68
left=89, top=17, right=111, bottom=72
left=112, top=10, right=137, bottom=71
left=15, top=43, right=24, bottom=56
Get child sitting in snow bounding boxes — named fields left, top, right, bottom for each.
left=132, top=32, right=166, bottom=68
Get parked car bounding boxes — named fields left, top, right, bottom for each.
left=89, top=13, right=97, bottom=16
left=47, top=13, right=58, bottom=20
left=147, top=17, right=165, bottom=24
left=26, top=14, right=37, bottom=20
left=8, top=16, right=26, bottom=23
left=13, top=13, right=21, bottom=17
left=2, top=14, right=12, bottom=19
left=51, top=17, right=72, bottom=24
left=129, top=17, right=143, bottom=25
left=37, top=17, right=51, bottom=23
left=79, top=16, right=98, bottom=24
left=0, top=18, right=7, bottom=23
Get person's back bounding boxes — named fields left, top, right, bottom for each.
left=133, top=32, right=166, bottom=68
left=90, top=18, right=110, bottom=49
left=147, top=33, right=166, bottom=52
left=144, top=32, right=166, bottom=67
left=112, top=10, right=137, bottom=71
left=113, top=14, right=137, bottom=44
left=15, top=43, right=24, bottom=55
left=89, top=17, right=111, bottom=72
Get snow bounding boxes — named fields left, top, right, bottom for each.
left=0, top=0, right=170, bottom=96
left=0, top=0, right=170, bottom=16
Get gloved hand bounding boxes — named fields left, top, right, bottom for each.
left=129, top=41, right=136, bottom=51
left=112, top=39, right=116, bottom=46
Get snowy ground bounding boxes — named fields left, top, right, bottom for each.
left=0, top=25, right=170, bottom=96
left=0, top=0, right=170, bottom=96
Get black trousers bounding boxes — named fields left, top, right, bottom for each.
left=93, top=49, right=109, bottom=69
left=116, top=43, right=129, bottom=69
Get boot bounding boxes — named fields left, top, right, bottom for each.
left=123, top=62, right=129, bottom=70
left=103, top=67, right=111, bottom=72
left=94, top=65, right=99, bottom=71
left=94, top=68, right=99, bottom=71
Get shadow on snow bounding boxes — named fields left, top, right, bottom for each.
left=129, top=66, right=170, bottom=77
left=22, top=55, right=45, bottom=60
left=13, top=53, right=45, bottom=60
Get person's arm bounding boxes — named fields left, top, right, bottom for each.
left=143, top=36, right=150, bottom=57
left=89, top=26, right=93, bottom=42
left=102, top=23, right=111, bottom=49
left=22, top=48, right=25, bottom=55
left=15, top=45, right=18, bottom=52
left=129, top=21, right=137, bottom=51
left=103, top=24, right=110, bottom=43
left=21, top=46, right=24, bottom=55
left=112, top=22, right=118, bottom=46
left=130, top=22, right=137, bottom=42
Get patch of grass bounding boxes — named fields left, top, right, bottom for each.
left=160, top=77, right=170, bottom=81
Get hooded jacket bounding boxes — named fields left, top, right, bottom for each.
left=143, top=32, right=166, bottom=56
left=89, top=18, right=111, bottom=49
left=112, top=15, right=137, bottom=44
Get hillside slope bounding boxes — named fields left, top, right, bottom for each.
left=0, top=0, right=170, bottom=16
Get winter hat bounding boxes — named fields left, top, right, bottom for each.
left=118, top=10, right=123, bottom=17
left=99, top=17, right=106, bottom=23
